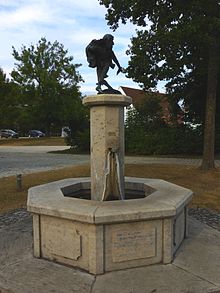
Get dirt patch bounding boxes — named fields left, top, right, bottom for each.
left=0, top=137, right=65, bottom=146
left=125, top=164, right=220, bottom=212
left=1, top=163, right=220, bottom=213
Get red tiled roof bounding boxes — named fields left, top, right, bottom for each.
left=121, top=86, right=170, bottom=117
left=120, top=86, right=184, bottom=124
left=120, top=86, right=166, bottom=106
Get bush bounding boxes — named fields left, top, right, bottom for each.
left=65, top=128, right=90, bottom=153
left=74, top=128, right=90, bottom=152
left=125, top=125, right=203, bottom=155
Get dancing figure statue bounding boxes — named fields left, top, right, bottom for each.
left=86, top=34, right=123, bottom=94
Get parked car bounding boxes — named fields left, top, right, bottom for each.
left=28, top=130, right=45, bottom=138
left=0, top=129, right=19, bottom=138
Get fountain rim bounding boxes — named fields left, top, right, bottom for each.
left=27, top=177, right=193, bottom=225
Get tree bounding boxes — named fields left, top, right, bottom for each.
left=11, top=37, right=84, bottom=134
left=125, top=97, right=165, bottom=154
left=0, top=68, right=22, bottom=129
left=99, top=0, right=220, bottom=170
left=127, top=95, right=165, bottom=131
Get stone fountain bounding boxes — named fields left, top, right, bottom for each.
left=27, top=93, right=193, bottom=275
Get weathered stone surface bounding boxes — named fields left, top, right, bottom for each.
left=82, top=94, right=132, bottom=107
left=41, top=216, right=82, bottom=260
left=93, top=263, right=219, bottom=293
left=111, top=225, right=156, bottom=262
left=162, top=218, right=173, bottom=263
left=174, top=217, right=220, bottom=287
left=40, top=215, right=91, bottom=272
left=173, top=208, right=186, bottom=253
left=105, top=220, right=162, bottom=271
left=0, top=288, right=15, bottom=293
left=83, top=94, right=132, bottom=201
left=27, top=176, right=193, bottom=274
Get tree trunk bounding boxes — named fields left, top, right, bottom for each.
left=201, top=41, right=219, bottom=170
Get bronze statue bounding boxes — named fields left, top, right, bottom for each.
left=86, top=34, right=123, bottom=94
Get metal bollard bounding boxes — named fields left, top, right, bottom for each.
left=16, top=174, right=22, bottom=191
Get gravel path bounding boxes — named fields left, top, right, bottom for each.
left=1, top=154, right=220, bottom=178
left=0, top=152, right=90, bottom=178
left=188, top=208, right=220, bottom=231
left=0, top=208, right=32, bottom=229
left=1, top=146, right=220, bottom=178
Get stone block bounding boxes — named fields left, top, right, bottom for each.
left=104, top=220, right=162, bottom=271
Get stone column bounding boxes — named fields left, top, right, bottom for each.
left=83, top=94, right=132, bottom=201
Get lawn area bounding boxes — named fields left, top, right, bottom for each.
left=1, top=163, right=220, bottom=214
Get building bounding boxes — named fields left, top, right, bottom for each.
left=120, top=86, right=184, bottom=125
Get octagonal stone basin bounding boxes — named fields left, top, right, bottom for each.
left=27, top=177, right=193, bottom=275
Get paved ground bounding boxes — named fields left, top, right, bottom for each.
left=0, top=146, right=90, bottom=178
left=0, top=209, right=220, bottom=293
left=1, top=146, right=220, bottom=178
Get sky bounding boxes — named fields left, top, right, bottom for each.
left=0, top=0, right=166, bottom=95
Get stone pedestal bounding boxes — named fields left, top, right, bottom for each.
left=83, top=94, right=132, bottom=201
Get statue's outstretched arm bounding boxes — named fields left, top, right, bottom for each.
left=112, top=52, right=122, bottom=75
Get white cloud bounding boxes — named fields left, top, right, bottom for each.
left=0, top=0, right=148, bottom=94
left=0, top=2, right=51, bottom=30
left=54, top=0, right=107, bottom=18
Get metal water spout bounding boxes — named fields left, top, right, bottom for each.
left=82, top=94, right=132, bottom=201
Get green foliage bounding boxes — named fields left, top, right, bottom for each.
left=0, top=68, right=23, bottom=129
left=99, top=0, right=220, bottom=168
left=65, top=128, right=90, bottom=153
left=125, top=121, right=203, bottom=155
left=98, top=0, right=220, bottom=122
left=125, top=95, right=166, bottom=131
left=125, top=102, right=203, bottom=155
left=11, top=38, right=85, bottom=134
left=74, top=128, right=90, bottom=152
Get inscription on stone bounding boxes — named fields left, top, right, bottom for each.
left=111, top=223, right=156, bottom=262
